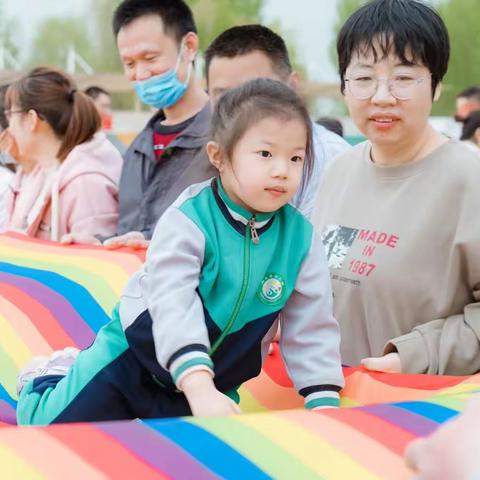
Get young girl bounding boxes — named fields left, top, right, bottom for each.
left=17, top=78, right=343, bottom=424
left=4, top=67, right=122, bottom=241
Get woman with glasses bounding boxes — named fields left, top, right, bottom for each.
left=4, top=67, right=122, bottom=241
left=313, top=0, right=480, bottom=375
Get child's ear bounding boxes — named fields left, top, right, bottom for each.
left=207, top=141, right=225, bottom=172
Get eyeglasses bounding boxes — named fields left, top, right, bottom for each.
left=5, top=109, right=24, bottom=121
left=344, top=75, right=430, bottom=100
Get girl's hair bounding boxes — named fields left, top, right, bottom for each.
left=6, top=67, right=101, bottom=161
left=210, top=78, right=314, bottom=190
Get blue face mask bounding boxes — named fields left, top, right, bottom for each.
left=133, top=42, right=192, bottom=110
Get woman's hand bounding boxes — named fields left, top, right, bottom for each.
left=61, top=233, right=102, bottom=245
left=361, top=352, right=402, bottom=372
left=181, top=370, right=241, bottom=417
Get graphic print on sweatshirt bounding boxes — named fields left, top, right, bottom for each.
left=321, top=224, right=400, bottom=286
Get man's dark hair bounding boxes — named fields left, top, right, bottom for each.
left=316, top=117, right=344, bottom=138
left=113, top=0, right=196, bottom=43
left=457, top=86, right=480, bottom=101
left=337, top=0, right=449, bottom=96
left=205, top=25, right=292, bottom=81
left=84, top=86, right=110, bottom=100
left=460, top=110, right=480, bottom=141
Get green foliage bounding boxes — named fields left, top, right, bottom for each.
left=89, top=0, right=123, bottom=73
left=187, top=0, right=263, bottom=51
left=432, top=0, right=480, bottom=115
left=28, top=0, right=123, bottom=73
left=0, top=0, right=20, bottom=62
left=267, top=19, right=307, bottom=80
left=27, top=17, right=94, bottom=68
left=329, top=0, right=367, bottom=68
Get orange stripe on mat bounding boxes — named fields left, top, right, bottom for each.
left=47, top=423, right=168, bottom=480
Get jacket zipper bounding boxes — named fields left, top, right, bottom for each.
left=209, top=216, right=258, bottom=355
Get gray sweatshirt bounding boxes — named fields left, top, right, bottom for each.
left=313, top=140, right=480, bottom=375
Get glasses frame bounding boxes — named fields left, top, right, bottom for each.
left=344, top=75, right=431, bottom=100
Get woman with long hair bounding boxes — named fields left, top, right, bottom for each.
left=4, top=67, right=122, bottom=241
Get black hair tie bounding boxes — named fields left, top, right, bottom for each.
left=68, top=89, right=77, bottom=102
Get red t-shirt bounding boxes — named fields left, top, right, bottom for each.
left=152, top=116, right=195, bottom=161
left=153, top=131, right=180, bottom=160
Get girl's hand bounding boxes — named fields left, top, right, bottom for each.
left=181, top=370, right=241, bottom=417
left=361, top=352, right=401, bottom=373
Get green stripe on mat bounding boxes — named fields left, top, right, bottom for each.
left=189, top=416, right=323, bottom=480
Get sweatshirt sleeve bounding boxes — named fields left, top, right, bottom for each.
left=280, top=234, right=344, bottom=409
left=62, top=173, right=119, bottom=237
left=146, top=207, right=214, bottom=388
left=386, top=289, right=480, bottom=375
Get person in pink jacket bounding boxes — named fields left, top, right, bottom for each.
left=4, top=67, right=122, bottom=241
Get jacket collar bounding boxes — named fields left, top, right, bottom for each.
left=133, top=102, right=211, bottom=160
left=212, top=178, right=276, bottom=236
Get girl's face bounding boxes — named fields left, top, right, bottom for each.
left=214, top=116, right=307, bottom=214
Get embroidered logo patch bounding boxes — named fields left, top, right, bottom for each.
left=258, top=274, right=285, bottom=305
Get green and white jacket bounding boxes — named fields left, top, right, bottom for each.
left=119, top=178, right=344, bottom=408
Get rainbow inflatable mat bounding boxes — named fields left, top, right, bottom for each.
left=1, top=233, right=479, bottom=479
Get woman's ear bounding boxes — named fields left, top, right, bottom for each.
left=25, top=109, right=42, bottom=133
left=207, top=141, right=225, bottom=172
left=433, top=82, right=442, bottom=102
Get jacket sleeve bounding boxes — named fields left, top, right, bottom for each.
left=145, top=207, right=214, bottom=388
left=386, top=289, right=480, bottom=375
left=62, top=173, right=119, bottom=237
left=280, top=233, right=344, bottom=409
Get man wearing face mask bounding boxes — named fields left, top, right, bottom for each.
left=63, top=0, right=214, bottom=247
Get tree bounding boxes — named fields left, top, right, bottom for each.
left=187, top=0, right=264, bottom=52
left=329, top=0, right=367, bottom=68
left=27, top=17, right=94, bottom=69
left=0, top=0, right=20, bottom=66
left=89, top=0, right=123, bottom=73
left=432, top=0, right=480, bottom=115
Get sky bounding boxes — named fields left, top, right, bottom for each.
left=2, top=0, right=343, bottom=82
